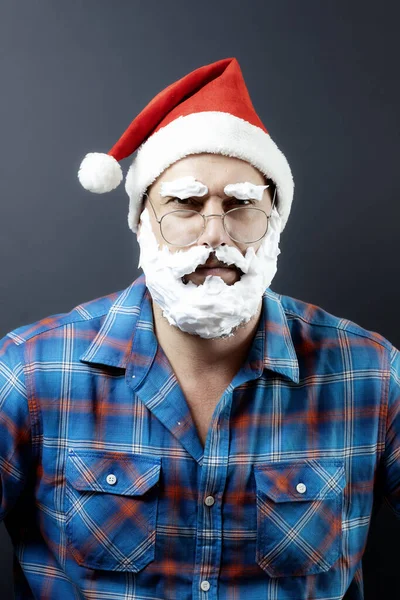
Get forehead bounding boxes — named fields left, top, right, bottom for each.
left=150, top=153, right=266, bottom=192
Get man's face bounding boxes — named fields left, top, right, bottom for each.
left=141, top=153, right=273, bottom=287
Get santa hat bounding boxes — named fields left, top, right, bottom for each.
left=78, top=57, right=294, bottom=233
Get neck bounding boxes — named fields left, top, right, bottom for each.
left=152, top=300, right=262, bottom=379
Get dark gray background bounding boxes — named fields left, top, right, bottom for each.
left=0, top=1, right=399, bottom=598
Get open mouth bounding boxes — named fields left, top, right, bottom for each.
left=195, top=265, right=239, bottom=277
left=182, top=257, right=244, bottom=285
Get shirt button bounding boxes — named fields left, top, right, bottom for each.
left=106, top=474, right=117, bottom=485
left=204, top=495, right=215, bottom=507
left=296, top=482, right=306, bottom=494
left=200, top=580, right=210, bottom=591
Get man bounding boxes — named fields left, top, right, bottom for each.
left=0, top=58, right=398, bottom=599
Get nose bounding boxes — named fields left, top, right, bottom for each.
left=196, top=199, right=231, bottom=248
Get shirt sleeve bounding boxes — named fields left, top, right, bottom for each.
left=382, top=344, right=400, bottom=517
left=0, top=334, right=33, bottom=521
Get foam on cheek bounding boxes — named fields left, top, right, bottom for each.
left=138, top=209, right=212, bottom=279
left=224, top=182, right=269, bottom=201
left=160, top=176, right=208, bottom=199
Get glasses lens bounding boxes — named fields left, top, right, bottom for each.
left=160, top=210, right=204, bottom=246
left=224, top=207, right=268, bottom=243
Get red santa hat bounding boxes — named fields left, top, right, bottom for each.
left=78, top=57, right=294, bottom=233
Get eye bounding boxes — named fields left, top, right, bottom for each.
left=167, top=197, right=201, bottom=208
left=224, top=198, right=254, bottom=209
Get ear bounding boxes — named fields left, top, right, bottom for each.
left=136, top=191, right=150, bottom=236
left=265, top=177, right=277, bottom=210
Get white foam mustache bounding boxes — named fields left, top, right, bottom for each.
left=158, top=242, right=252, bottom=281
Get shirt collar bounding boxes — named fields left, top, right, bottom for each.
left=261, top=287, right=300, bottom=384
left=79, top=276, right=148, bottom=369
left=79, top=276, right=300, bottom=384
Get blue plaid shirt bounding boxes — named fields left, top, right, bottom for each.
left=0, top=274, right=399, bottom=599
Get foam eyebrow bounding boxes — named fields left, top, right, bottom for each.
left=160, top=176, right=208, bottom=199
left=224, top=182, right=269, bottom=201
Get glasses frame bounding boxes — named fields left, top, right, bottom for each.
left=144, top=185, right=277, bottom=247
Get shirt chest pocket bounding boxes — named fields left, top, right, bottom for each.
left=65, top=449, right=161, bottom=572
left=254, top=459, right=345, bottom=578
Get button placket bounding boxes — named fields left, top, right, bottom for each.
left=193, top=396, right=232, bottom=599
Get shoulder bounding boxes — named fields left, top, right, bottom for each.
left=1, top=289, right=122, bottom=352
left=269, top=288, right=393, bottom=353
left=0, top=275, right=147, bottom=367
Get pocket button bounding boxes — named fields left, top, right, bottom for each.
left=106, top=473, right=117, bottom=485
left=296, top=482, right=306, bottom=494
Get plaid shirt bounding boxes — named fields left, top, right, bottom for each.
left=0, top=274, right=399, bottom=600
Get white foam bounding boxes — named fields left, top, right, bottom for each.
left=160, top=176, right=208, bottom=199
left=137, top=207, right=282, bottom=339
left=224, top=182, right=269, bottom=201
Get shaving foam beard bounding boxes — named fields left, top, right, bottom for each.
left=137, top=208, right=282, bottom=339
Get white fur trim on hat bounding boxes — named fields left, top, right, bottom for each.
left=78, top=152, right=123, bottom=193
left=125, top=111, right=294, bottom=234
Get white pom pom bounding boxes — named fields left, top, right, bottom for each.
left=78, top=152, right=123, bottom=193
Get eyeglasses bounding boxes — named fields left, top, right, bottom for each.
left=144, top=185, right=277, bottom=247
